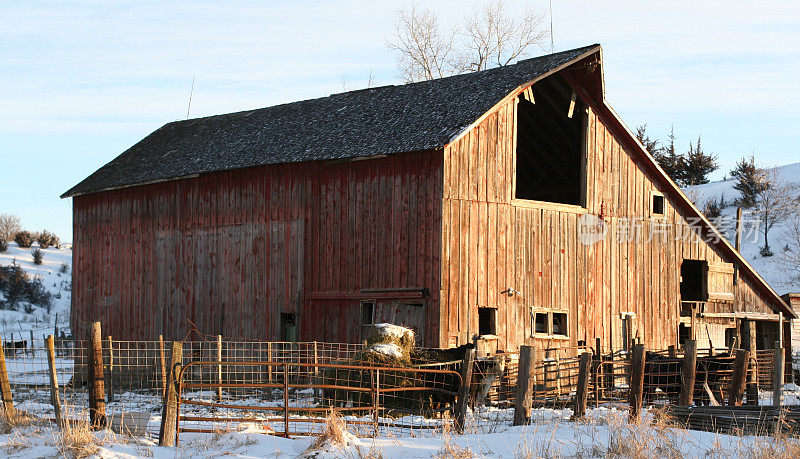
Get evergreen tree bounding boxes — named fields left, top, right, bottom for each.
left=681, top=136, right=718, bottom=185
left=730, top=155, right=766, bottom=208
left=635, top=124, right=659, bottom=154
left=653, top=126, right=685, bottom=185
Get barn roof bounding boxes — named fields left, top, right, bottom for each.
left=61, top=44, right=600, bottom=198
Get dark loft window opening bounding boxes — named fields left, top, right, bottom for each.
left=478, top=307, right=496, bottom=336
left=280, top=313, right=297, bottom=342
left=534, top=312, right=548, bottom=334
left=552, top=312, right=568, bottom=336
left=680, top=259, right=708, bottom=302
left=515, top=73, right=586, bottom=205
left=652, top=193, right=665, bottom=215
left=360, top=301, right=374, bottom=326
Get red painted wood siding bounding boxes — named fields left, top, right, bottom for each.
left=71, top=151, right=443, bottom=344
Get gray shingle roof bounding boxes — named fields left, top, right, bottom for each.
left=62, top=44, right=599, bottom=198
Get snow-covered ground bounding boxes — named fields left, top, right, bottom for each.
left=2, top=407, right=800, bottom=458
left=685, top=161, right=800, bottom=293
left=0, top=242, right=72, bottom=340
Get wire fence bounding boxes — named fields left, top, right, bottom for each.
left=0, top=336, right=790, bottom=440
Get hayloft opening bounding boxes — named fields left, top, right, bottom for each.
left=514, top=74, right=586, bottom=206
left=280, top=313, right=297, bottom=342
left=478, top=307, right=496, bottom=336
left=680, top=259, right=708, bottom=302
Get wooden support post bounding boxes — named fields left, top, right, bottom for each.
left=45, top=335, right=63, bottom=427
left=728, top=349, right=750, bottom=406
left=773, top=341, right=785, bottom=407
left=628, top=344, right=646, bottom=422
left=106, top=335, right=114, bottom=404
left=741, top=320, right=759, bottom=405
left=513, top=345, right=535, bottom=425
left=734, top=206, right=742, bottom=284
left=0, top=341, right=15, bottom=415
left=668, top=345, right=677, bottom=359
left=158, top=335, right=167, bottom=396
left=215, top=335, right=223, bottom=402
left=679, top=340, right=697, bottom=406
left=283, top=363, right=290, bottom=438
left=573, top=352, right=592, bottom=419
left=158, top=341, right=183, bottom=447
left=454, top=347, right=475, bottom=433
left=87, top=321, right=106, bottom=429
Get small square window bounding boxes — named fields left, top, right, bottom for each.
left=552, top=312, right=568, bottom=336
left=534, top=312, right=548, bottom=334
left=652, top=193, right=665, bottom=215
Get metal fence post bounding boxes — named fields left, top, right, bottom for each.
left=159, top=341, right=183, bottom=447
left=283, top=363, right=290, bottom=437
left=106, top=335, right=114, bottom=403
left=158, top=335, right=167, bottom=396
left=513, top=345, right=535, bottom=425
left=628, top=344, right=646, bottom=422
left=679, top=340, right=697, bottom=406
left=373, top=368, right=380, bottom=437
left=454, top=347, right=475, bottom=433
left=215, top=335, right=223, bottom=402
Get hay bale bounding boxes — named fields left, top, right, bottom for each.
left=361, top=323, right=414, bottom=366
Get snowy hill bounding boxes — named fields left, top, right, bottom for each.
left=685, top=162, right=800, bottom=294
left=0, top=242, right=71, bottom=340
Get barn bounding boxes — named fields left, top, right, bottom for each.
left=63, top=44, right=794, bottom=355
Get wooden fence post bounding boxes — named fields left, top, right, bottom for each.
left=215, top=335, right=223, bottom=402
left=628, top=344, right=646, bottom=422
left=773, top=341, right=785, bottom=407
left=106, top=335, right=114, bottom=404
left=87, top=321, right=106, bottom=429
left=573, top=352, right=592, bottom=419
left=158, top=335, right=167, bottom=396
left=454, top=347, right=475, bottom=433
left=159, top=341, right=183, bottom=447
left=679, top=340, right=697, bottom=406
left=728, top=349, right=749, bottom=406
left=0, top=341, right=15, bottom=415
left=741, top=320, right=758, bottom=405
left=513, top=346, right=535, bottom=425
left=45, top=335, right=63, bottom=427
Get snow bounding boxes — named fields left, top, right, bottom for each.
left=2, top=407, right=800, bottom=457
left=0, top=242, right=72, bottom=340
left=368, top=342, right=403, bottom=358
left=684, top=161, right=800, bottom=293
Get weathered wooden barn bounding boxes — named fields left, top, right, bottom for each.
left=63, top=44, right=794, bottom=354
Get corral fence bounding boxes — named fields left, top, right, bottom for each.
left=0, top=323, right=793, bottom=443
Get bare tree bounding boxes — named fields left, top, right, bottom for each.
left=0, top=213, right=22, bottom=242
left=386, top=3, right=460, bottom=83
left=387, top=1, right=549, bottom=83
left=776, top=209, right=800, bottom=289
left=752, top=168, right=798, bottom=256
left=462, top=0, right=549, bottom=72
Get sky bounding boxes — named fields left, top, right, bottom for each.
left=1, top=1, right=799, bottom=242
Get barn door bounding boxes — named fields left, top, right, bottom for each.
left=374, top=300, right=426, bottom=346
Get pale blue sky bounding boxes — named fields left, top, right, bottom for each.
left=2, top=1, right=799, bottom=242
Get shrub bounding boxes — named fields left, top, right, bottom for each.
left=14, top=231, right=33, bottom=248
left=59, top=263, right=69, bottom=275
left=0, top=240, right=7, bottom=252
left=0, top=265, right=52, bottom=311
left=37, top=230, right=59, bottom=249
left=32, top=248, right=43, bottom=265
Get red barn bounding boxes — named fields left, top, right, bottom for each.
left=63, top=44, right=794, bottom=353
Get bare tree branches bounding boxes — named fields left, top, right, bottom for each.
left=463, top=0, right=549, bottom=72
left=753, top=168, right=798, bottom=256
left=387, top=1, right=549, bottom=83
left=0, top=214, right=22, bottom=243
left=776, top=209, right=800, bottom=289
left=386, top=3, right=460, bottom=83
